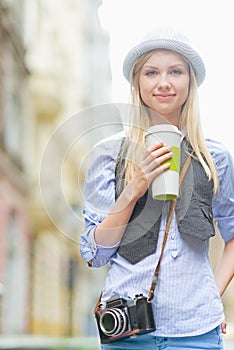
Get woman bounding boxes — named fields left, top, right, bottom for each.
left=80, top=29, right=234, bottom=349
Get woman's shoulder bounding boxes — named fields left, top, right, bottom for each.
left=95, top=130, right=125, bottom=146
left=205, top=138, right=233, bottom=165
left=92, top=130, right=125, bottom=160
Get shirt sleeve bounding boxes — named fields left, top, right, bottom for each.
left=79, top=135, right=123, bottom=267
left=208, top=139, right=234, bottom=242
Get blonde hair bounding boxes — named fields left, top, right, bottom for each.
left=120, top=50, right=219, bottom=194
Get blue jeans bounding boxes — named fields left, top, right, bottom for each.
left=100, top=326, right=223, bottom=349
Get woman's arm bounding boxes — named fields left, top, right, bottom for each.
left=214, top=237, right=234, bottom=296
left=94, top=143, right=172, bottom=246
left=214, top=237, right=234, bottom=334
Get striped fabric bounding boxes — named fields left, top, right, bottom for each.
left=80, top=132, right=234, bottom=337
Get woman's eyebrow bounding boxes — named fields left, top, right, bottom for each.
left=142, top=63, right=187, bottom=69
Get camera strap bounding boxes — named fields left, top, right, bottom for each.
left=94, top=154, right=192, bottom=312
left=147, top=155, right=191, bottom=302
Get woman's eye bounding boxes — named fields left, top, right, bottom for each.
left=171, top=69, right=182, bottom=75
left=145, top=70, right=157, bottom=76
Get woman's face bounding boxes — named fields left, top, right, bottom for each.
left=138, top=50, right=190, bottom=125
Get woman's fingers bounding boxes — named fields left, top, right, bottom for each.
left=130, top=143, right=173, bottom=199
left=142, top=144, right=172, bottom=174
left=221, top=321, right=227, bottom=334
left=142, top=141, right=164, bottom=160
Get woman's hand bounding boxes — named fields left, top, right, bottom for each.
left=130, top=142, right=172, bottom=199
left=221, top=320, right=227, bottom=334
left=94, top=142, right=172, bottom=247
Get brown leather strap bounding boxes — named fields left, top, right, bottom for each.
left=94, top=292, right=103, bottom=313
left=179, top=154, right=192, bottom=188
left=147, top=155, right=191, bottom=301
left=94, top=155, right=192, bottom=310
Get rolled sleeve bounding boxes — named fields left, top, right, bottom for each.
left=79, top=134, right=123, bottom=267
left=79, top=214, right=97, bottom=261
left=80, top=211, right=120, bottom=267
left=216, top=216, right=234, bottom=243
left=209, top=140, right=234, bottom=242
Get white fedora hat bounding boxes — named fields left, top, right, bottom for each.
left=123, top=28, right=206, bottom=86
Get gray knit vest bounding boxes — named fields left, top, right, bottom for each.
left=116, top=138, right=215, bottom=264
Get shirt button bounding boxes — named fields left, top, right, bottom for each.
left=171, top=251, right=178, bottom=258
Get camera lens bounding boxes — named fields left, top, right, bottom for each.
left=100, top=308, right=128, bottom=336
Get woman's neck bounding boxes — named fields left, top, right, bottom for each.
left=149, top=111, right=180, bottom=129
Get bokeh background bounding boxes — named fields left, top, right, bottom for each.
left=0, top=0, right=233, bottom=349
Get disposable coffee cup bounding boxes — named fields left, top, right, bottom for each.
left=145, top=124, right=182, bottom=200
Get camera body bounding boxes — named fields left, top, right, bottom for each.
left=95, top=294, right=155, bottom=344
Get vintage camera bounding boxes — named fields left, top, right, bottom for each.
left=95, top=294, right=155, bottom=344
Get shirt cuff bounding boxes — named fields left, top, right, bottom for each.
left=80, top=225, right=121, bottom=267
left=217, top=215, right=234, bottom=242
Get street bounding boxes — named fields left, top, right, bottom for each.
left=224, top=339, right=234, bottom=349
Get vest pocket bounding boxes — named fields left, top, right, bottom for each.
left=201, top=206, right=213, bottom=222
left=178, top=203, right=215, bottom=241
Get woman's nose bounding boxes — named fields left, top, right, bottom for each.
left=158, top=73, right=171, bottom=89
left=157, top=76, right=171, bottom=89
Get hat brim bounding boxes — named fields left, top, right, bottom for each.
left=123, top=39, right=206, bottom=86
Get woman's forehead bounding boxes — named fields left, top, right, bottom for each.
left=144, top=49, right=188, bottom=66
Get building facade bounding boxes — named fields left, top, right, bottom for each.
left=0, top=0, right=31, bottom=334
left=0, top=0, right=112, bottom=336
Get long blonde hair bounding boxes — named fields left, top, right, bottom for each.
left=120, top=50, right=219, bottom=194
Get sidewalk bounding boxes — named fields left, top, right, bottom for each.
left=224, top=339, right=234, bottom=350
left=0, top=334, right=233, bottom=349
left=0, top=336, right=99, bottom=349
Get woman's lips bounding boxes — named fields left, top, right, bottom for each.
left=153, top=93, right=175, bottom=100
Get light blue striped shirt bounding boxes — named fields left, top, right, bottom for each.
left=80, top=131, right=234, bottom=337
